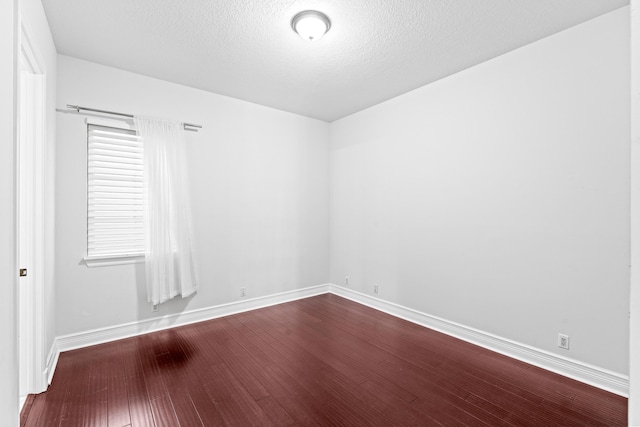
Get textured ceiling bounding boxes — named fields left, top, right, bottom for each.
left=41, top=0, right=628, bottom=122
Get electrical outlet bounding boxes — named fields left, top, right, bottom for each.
left=240, top=287, right=247, bottom=298
left=558, top=333, right=570, bottom=350
left=373, top=284, right=379, bottom=294
left=345, top=276, right=349, bottom=286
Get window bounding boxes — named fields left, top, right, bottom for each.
left=86, top=123, right=144, bottom=264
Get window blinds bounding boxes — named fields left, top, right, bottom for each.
left=87, top=124, right=144, bottom=258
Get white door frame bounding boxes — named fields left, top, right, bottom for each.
left=630, top=1, right=639, bottom=424
left=17, top=14, right=46, bottom=406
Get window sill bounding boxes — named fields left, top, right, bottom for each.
left=84, top=255, right=144, bottom=268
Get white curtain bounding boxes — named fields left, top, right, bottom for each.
left=134, top=116, right=198, bottom=305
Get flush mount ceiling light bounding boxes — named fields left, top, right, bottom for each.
left=291, top=10, right=331, bottom=42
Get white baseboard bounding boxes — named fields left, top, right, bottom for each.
left=55, top=284, right=330, bottom=353
left=45, top=338, right=59, bottom=386
left=48, top=282, right=628, bottom=398
left=330, top=284, right=629, bottom=397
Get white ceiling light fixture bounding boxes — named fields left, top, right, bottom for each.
left=291, top=10, right=331, bottom=42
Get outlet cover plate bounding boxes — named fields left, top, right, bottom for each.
left=558, top=333, right=570, bottom=350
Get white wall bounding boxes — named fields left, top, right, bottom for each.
left=0, top=0, right=18, bottom=423
left=55, top=55, right=329, bottom=337
left=330, top=8, right=630, bottom=375
left=19, top=0, right=57, bottom=387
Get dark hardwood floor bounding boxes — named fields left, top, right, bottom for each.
left=21, top=294, right=627, bottom=426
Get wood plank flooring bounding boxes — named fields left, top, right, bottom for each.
left=21, top=294, right=627, bottom=426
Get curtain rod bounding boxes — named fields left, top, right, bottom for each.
left=66, top=104, right=202, bottom=130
